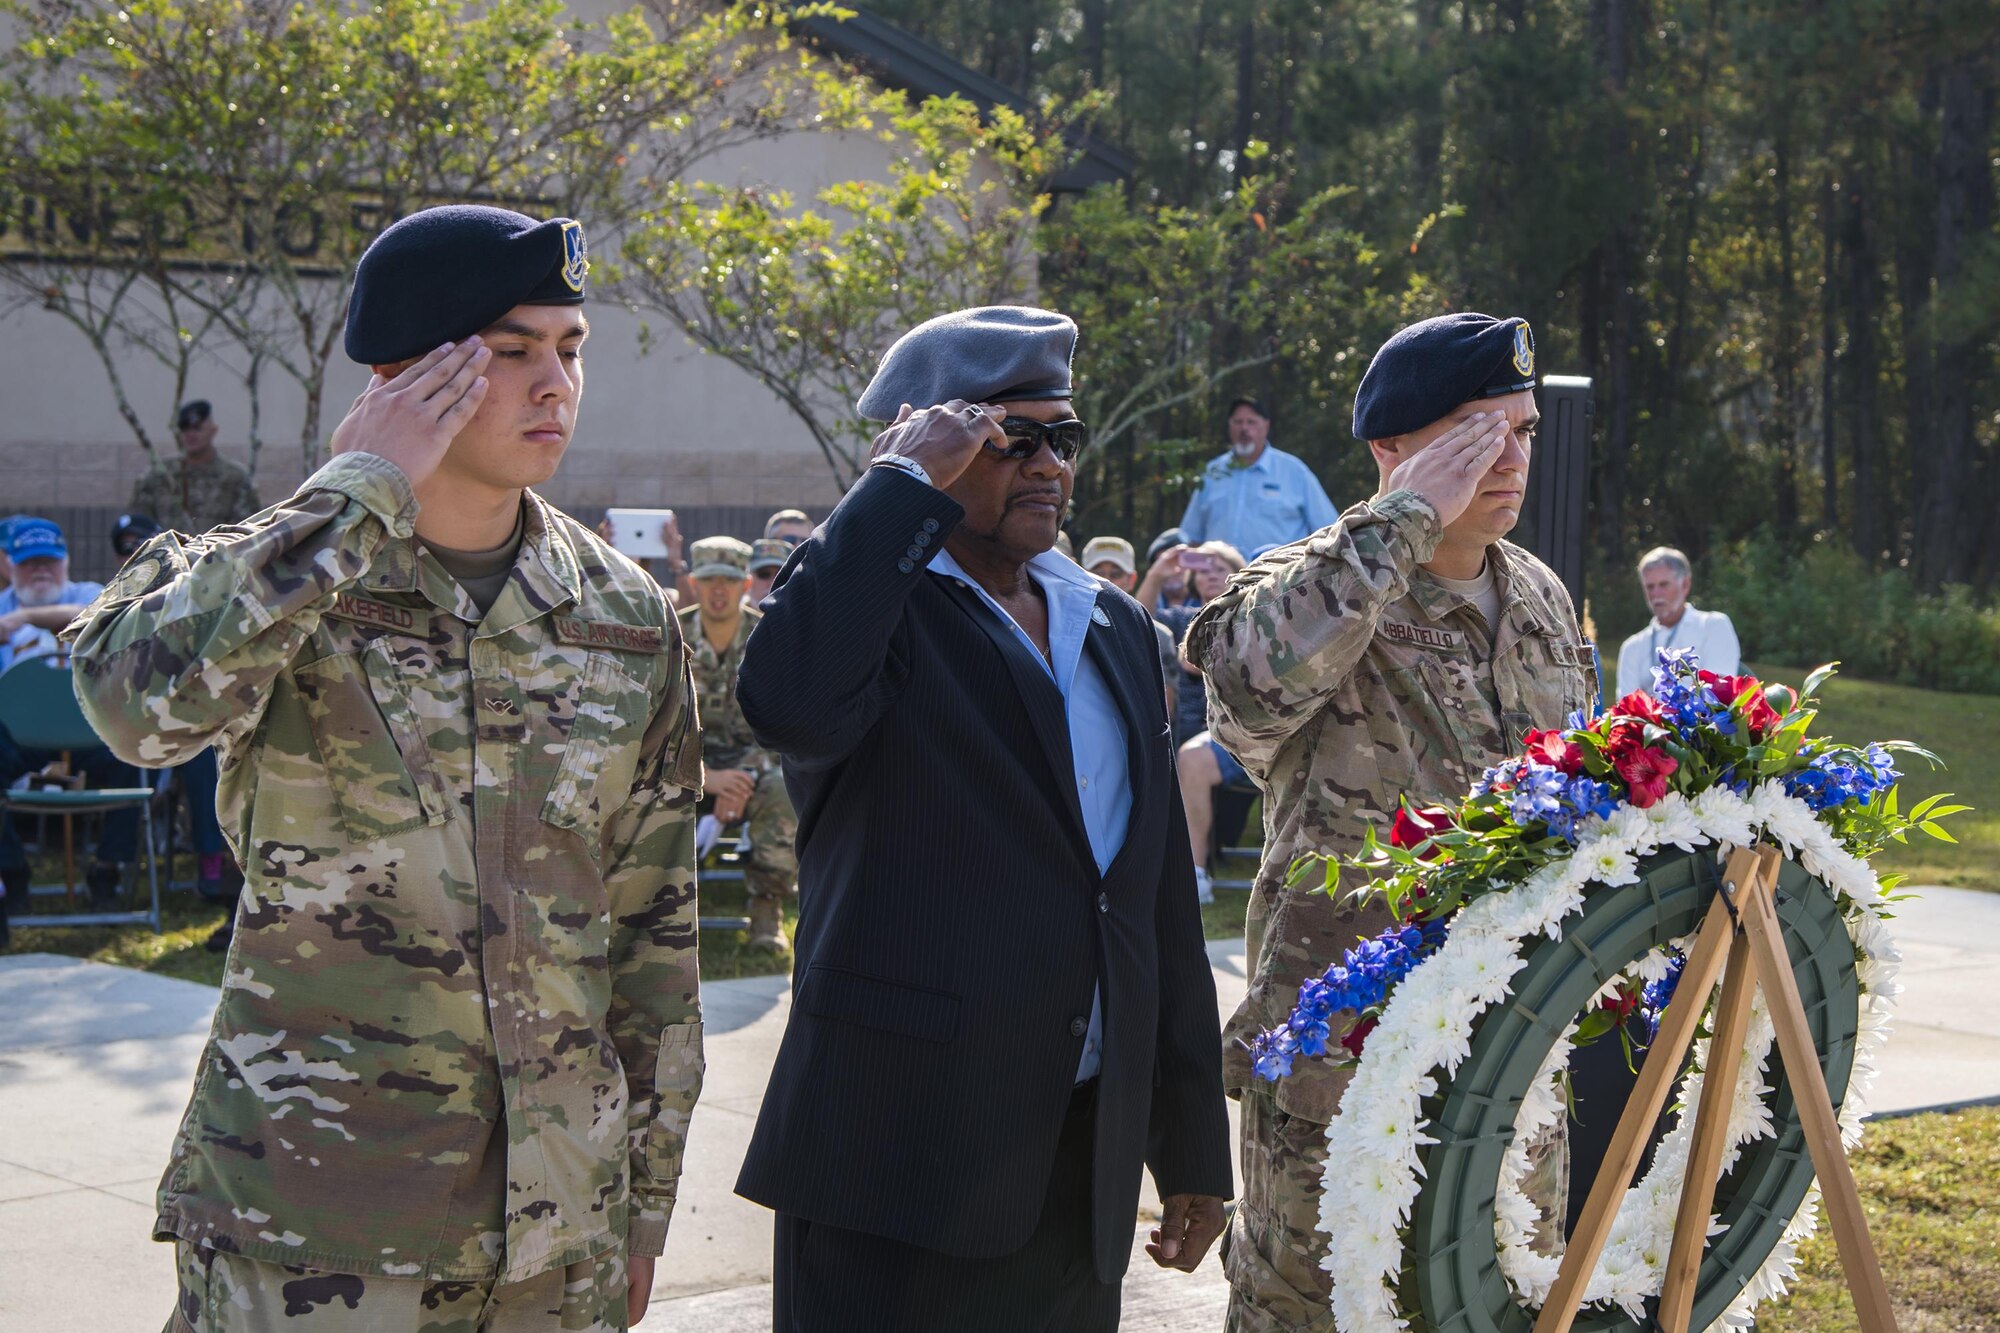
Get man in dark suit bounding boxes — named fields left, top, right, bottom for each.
left=735, top=306, right=1234, bottom=1333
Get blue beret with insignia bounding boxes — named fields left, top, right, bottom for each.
left=857, top=306, right=1077, bottom=422
left=1352, top=312, right=1538, bottom=441
left=344, top=205, right=588, bottom=365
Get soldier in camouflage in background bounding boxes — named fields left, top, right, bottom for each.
left=130, top=399, right=265, bottom=536
left=68, top=205, right=705, bottom=1332
left=1187, top=314, right=1597, bottom=1332
left=679, top=535, right=798, bottom=952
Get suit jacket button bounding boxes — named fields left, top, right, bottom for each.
left=914, top=531, right=931, bottom=547
left=921, top=517, right=940, bottom=534
left=1069, top=1017, right=1087, bottom=1037
left=897, top=558, right=915, bottom=574
left=1097, top=893, right=1109, bottom=913
left=905, top=544, right=924, bottom=560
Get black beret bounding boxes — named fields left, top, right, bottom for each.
left=857, top=306, right=1076, bottom=422
left=344, top=205, right=588, bottom=365
left=1351, top=312, right=1538, bottom=441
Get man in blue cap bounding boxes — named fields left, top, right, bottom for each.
left=66, top=205, right=705, bottom=1330
left=0, top=516, right=140, bottom=925
left=736, top=305, right=1233, bottom=1332
left=1188, top=312, right=1597, bottom=1330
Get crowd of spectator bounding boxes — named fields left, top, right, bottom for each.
left=2, top=392, right=1747, bottom=949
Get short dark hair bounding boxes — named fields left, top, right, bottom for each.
left=1226, top=396, right=1271, bottom=423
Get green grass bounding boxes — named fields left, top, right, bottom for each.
left=1747, top=660, right=1999, bottom=892
left=1761, top=1104, right=2000, bottom=1333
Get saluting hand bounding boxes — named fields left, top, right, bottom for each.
left=1384, top=410, right=1512, bottom=528
left=329, top=337, right=491, bottom=490
left=869, top=399, right=1007, bottom=490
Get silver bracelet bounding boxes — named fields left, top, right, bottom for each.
left=870, top=455, right=933, bottom=488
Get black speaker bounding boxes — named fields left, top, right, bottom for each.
left=1515, top=375, right=1593, bottom=614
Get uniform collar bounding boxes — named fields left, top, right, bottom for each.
left=359, top=490, right=581, bottom=632
left=1406, top=542, right=1550, bottom=649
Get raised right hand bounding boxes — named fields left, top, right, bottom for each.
left=868, top=400, right=1006, bottom=489
left=708, top=768, right=756, bottom=822
left=329, top=339, right=491, bottom=490
left=1384, top=411, right=1512, bottom=528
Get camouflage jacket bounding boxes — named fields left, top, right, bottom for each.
left=679, top=603, right=768, bottom=773
left=129, top=453, right=263, bottom=533
left=1186, top=489, right=1596, bottom=1123
left=67, top=452, right=707, bottom=1283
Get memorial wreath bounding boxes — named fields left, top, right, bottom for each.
left=1249, top=649, right=1964, bottom=1333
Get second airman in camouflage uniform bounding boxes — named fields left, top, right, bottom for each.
left=680, top=536, right=798, bottom=951
left=1188, top=314, right=1596, bottom=1332
left=130, top=399, right=264, bottom=535
left=70, top=205, right=705, bottom=1332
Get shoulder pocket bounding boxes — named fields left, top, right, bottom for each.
left=292, top=639, right=453, bottom=840
left=542, top=651, right=650, bottom=843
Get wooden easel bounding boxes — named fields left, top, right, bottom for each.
left=1530, top=844, right=1897, bottom=1333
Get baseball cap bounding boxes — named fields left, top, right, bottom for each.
left=6, top=517, right=67, bottom=563
left=1080, top=536, right=1136, bottom=576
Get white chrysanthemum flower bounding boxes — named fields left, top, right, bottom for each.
left=1582, top=844, right=1640, bottom=887
left=1691, top=785, right=1757, bottom=847
left=1641, top=793, right=1707, bottom=851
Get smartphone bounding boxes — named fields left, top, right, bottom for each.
left=605, top=508, right=676, bottom=559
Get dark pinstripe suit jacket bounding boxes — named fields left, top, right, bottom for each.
left=733, top=466, right=1233, bottom=1282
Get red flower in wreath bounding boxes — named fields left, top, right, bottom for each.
left=1713, top=674, right=1782, bottom=738
left=1340, top=1015, right=1380, bottom=1058
left=1606, top=689, right=1667, bottom=727
left=1612, top=743, right=1679, bottom=808
left=1389, top=805, right=1453, bottom=859
left=1600, top=984, right=1642, bottom=1023
left=1523, top=727, right=1586, bottom=775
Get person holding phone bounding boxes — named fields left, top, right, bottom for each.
left=735, top=305, right=1232, bottom=1333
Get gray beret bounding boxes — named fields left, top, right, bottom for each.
left=857, top=306, right=1077, bottom=422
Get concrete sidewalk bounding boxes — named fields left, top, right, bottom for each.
left=3, top=888, right=1996, bottom=1331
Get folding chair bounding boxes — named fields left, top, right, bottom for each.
left=0, top=657, right=161, bottom=932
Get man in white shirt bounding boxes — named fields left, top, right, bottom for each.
left=1614, top=545, right=1741, bottom=697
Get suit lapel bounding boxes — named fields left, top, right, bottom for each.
left=1083, top=599, right=1152, bottom=801
left=933, top=574, right=1095, bottom=869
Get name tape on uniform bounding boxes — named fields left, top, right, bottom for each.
left=327, top=593, right=430, bottom=636
left=1379, top=620, right=1463, bottom=652
left=553, top=616, right=667, bottom=654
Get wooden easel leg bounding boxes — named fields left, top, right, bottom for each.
left=1531, top=885, right=1740, bottom=1333
left=1657, top=920, right=1762, bottom=1330
left=1736, top=850, right=1901, bottom=1333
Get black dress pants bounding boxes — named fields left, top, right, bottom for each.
left=772, top=1081, right=1121, bottom=1333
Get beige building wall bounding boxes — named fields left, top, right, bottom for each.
left=1, top=17, right=1018, bottom=548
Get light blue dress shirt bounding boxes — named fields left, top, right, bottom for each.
left=930, top=547, right=1129, bottom=1083
left=0, top=580, right=102, bottom=673
left=1178, top=442, right=1339, bottom=555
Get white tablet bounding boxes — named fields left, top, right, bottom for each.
left=604, top=507, right=675, bottom=559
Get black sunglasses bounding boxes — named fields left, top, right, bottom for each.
left=990, top=415, right=1090, bottom=463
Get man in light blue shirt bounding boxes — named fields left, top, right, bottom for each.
left=1178, top=397, right=1339, bottom=553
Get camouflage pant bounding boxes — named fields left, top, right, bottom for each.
left=738, top=766, right=797, bottom=902
left=166, top=1242, right=627, bottom=1332
left=1224, top=1087, right=1568, bottom=1332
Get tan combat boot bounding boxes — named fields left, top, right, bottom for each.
left=747, top=896, right=790, bottom=952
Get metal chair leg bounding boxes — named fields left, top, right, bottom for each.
left=142, top=805, right=160, bottom=935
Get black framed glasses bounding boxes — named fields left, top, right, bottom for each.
left=991, top=415, right=1090, bottom=463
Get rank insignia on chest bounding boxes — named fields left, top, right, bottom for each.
left=1381, top=620, right=1464, bottom=652
left=327, top=592, right=429, bottom=636
left=553, top=616, right=666, bottom=653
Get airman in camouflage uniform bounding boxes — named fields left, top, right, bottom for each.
left=131, top=400, right=264, bottom=535
left=680, top=536, right=798, bottom=950
left=68, top=205, right=706, bottom=1331
left=1187, top=314, right=1595, bottom=1331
